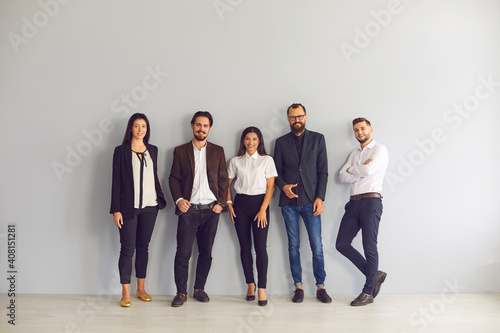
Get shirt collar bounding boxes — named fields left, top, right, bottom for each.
left=192, top=141, right=207, bottom=151
left=358, top=139, right=376, bottom=151
left=245, top=151, right=259, bottom=160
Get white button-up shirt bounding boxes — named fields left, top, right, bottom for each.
left=339, top=140, right=389, bottom=196
left=190, top=142, right=217, bottom=204
left=228, top=152, right=278, bottom=195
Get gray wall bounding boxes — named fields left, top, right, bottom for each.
left=1, top=0, right=499, bottom=296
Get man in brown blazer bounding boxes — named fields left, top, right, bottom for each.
left=168, top=111, right=228, bottom=307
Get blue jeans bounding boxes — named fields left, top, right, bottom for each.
left=336, top=198, right=383, bottom=295
left=281, top=203, right=326, bottom=287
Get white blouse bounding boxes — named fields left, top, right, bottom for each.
left=228, top=152, right=278, bottom=195
left=132, top=150, right=158, bottom=209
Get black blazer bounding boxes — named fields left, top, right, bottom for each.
left=274, top=129, right=328, bottom=207
left=110, top=142, right=167, bottom=220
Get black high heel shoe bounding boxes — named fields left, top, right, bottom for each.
left=258, top=288, right=267, bottom=306
left=246, top=284, right=256, bottom=301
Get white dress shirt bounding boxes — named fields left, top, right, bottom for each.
left=339, top=140, right=389, bottom=196
left=190, top=142, right=217, bottom=205
left=228, top=152, right=278, bottom=195
left=132, top=150, right=158, bottom=209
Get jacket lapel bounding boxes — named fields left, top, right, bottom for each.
left=300, top=129, right=311, bottom=166
left=123, top=143, right=134, bottom=186
left=205, top=142, right=214, bottom=183
left=186, top=142, right=195, bottom=180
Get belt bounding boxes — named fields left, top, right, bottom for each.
left=191, top=201, right=217, bottom=210
left=350, top=192, right=383, bottom=201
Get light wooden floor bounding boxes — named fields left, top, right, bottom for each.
left=1, top=293, right=499, bottom=333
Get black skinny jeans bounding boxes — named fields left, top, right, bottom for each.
left=118, top=206, right=159, bottom=284
left=233, top=194, right=269, bottom=289
left=174, top=207, right=220, bottom=295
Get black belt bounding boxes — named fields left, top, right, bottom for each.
left=191, top=201, right=217, bottom=210
left=350, top=192, right=383, bottom=201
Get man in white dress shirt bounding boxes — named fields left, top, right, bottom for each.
left=169, top=111, right=228, bottom=307
left=336, top=117, right=388, bottom=306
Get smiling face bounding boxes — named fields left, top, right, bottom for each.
left=191, top=116, right=211, bottom=141
left=353, top=121, right=373, bottom=147
left=244, top=132, right=260, bottom=155
left=287, top=105, right=307, bottom=136
left=131, top=118, right=148, bottom=141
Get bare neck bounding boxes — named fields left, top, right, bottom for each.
left=192, top=138, right=207, bottom=151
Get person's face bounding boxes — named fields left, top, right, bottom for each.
left=353, top=121, right=373, bottom=145
left=288, top=106, right=307, bottom=135
left=131, top=118, right=147, bottom=141
left=191, top=116, right=211, bottom=141
left=243, top=132, right=260, bottom=155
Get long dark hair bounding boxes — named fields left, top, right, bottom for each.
left=122, top=113, right=151, bottom=144
left=237, top=126, right=268, bottom=156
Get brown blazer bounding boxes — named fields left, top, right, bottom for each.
left=168, top=141, right=228, bottom=216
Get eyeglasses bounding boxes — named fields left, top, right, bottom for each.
left=288, top=114, right=306, bottom=121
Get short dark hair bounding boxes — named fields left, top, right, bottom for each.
left=287, top=103, right=307, bottom=115
left=352, top=117, right=371, bottom=127
left=122, top=113, right=150, bottom=144
left=191, top=111, right=213, bottom=127
left=237, top=126, right=268, bottom=157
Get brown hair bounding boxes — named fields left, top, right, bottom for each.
left=352, top=117, right=371, bottom=127
left=191, top=111, right=213, bottom=127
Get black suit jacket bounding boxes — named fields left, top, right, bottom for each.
left=168, top=141, right=228, bottom=216
left=110, top=142, right=167, bottom=220
left=274, top=129, right=328, bottom=207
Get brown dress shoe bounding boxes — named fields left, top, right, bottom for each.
left=350, top=293, right=374, bottom=306
left=193, top=289, right=210, bottom=302
left=171, top=293, right=187, bottom=307
left=373, top=271, right=387, bottom=298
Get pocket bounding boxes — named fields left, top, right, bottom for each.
left=370, top=199, right=383, bottom=218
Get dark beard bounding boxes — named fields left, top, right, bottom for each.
left=193, top=132, right=207, bottom=141
left=290, top=122, right=305, bottom=135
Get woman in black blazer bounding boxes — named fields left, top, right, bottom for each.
left=110, top=113, right=166, bottom=307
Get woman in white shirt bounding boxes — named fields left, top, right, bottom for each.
left=110, top=113, right=166, bottom=307
left=227, top=127, right=277, bottom=306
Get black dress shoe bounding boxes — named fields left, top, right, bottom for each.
left=350, top=293, right=374, bottom=306
left=171, top=293, right=187, bottom=307
left=246, top=295, right=255, bottom=301
left=316, top=288, right=332, bottom=303
left=292, top=289, right=304, bottom=303
left=193, top=289, right=210, bottom=302
left=258, top=299, right=267, bottom=306
left=373, top=271, right=387, bottom=299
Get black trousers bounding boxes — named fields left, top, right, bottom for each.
left=174, top=207, right=220, bottom=295
left=118, top=206, right=159, bottom=284
left=233, top=194, right=269, bottom=289
left=336, top=198, right=383, bottom=295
